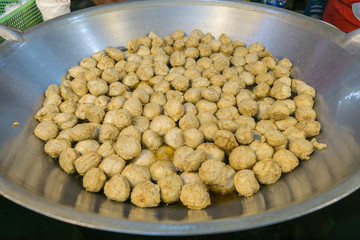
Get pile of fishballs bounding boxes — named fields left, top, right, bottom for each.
left=33, top=29, right=326, bottom=210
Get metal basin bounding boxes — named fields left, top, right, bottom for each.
left=0, top=0, right=360, bottom=235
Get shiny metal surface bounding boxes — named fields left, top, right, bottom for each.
left=1, top=0, right=360, bottom=235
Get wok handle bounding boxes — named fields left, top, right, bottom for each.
left=0, top=24, right=24, bottom=42
left=342, top=28, right=360, bottom=59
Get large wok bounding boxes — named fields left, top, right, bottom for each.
left=0, top=0, right=360, bottom=235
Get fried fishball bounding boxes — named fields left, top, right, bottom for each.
left=155, top=145, right=174, bottom=162
left=112, top=109, right=132, bottom=130
left=275, top=117, right=298, bottom=131
left=150, top=91, right=167, bottom=106
left=132, top=88, right=150, bottom=104
left=197, top=111, right=217, bottom=125
left=173, top=146, right=194, bottom=171
left=75, top=152, right=101, bottom=175
left=114, top=135, right=141, bottom=160
left=130, top=149, right=157, bottom=168
left=199, top=121, right=219, bottom=142
left=295, top=83, right=316, bottom=98
left=217, top=93, right=236, bottom=108
left=142, top=129, right=162, bottom=150
left=229, top=146, right=257, bottom=170
left=289, top=138, right=314, bottom=160
left=120, top=125, right=142, bottom=142
left=104, top=174, right=130, bottom=202
left=268, top=100, right=292, bottom=121
left=95, top=95, right=111, bottom=110
left=270, top=82, right=292, bottom=100
left=150, top=160, right=176, bottom=182
left=59, top=100, right=77, bottom=114
left=131, top=181, right=161, bottom=208
left=195, top=99, right=217, bottom=114
left=272, top=149, right=299, bottom=173
left=97, top=140, right=115, bottom=157
left=234, top=169, right=260, bottom=197
left=87, top=78, right=108, bottom=96
left=83, top=105, right=105, bottom=123
left=158, top=173, right=183, bottom=204
left=264, top=128, right=287, bottom=147
left=294, top=94, right=314, bottom=108
left=164, top=127, right=184, bottom=149
left=273, top=65, right=290, bottom=78
left=296, top=120, right=321, bottom=137
left=183, top=128, right=204, bottom=149
left=121, top=163, right=151, bottom=188
left=238, top=99, right=258, bottom=117
left=217, top=118, right=238, bottom=133
left=123, top=96, right=143, bottom=117
left=183, top=102, right=198, bottom=115
left=283, top=126, right=307, bottom=140
left=252, top=160, right=281, bottom=185
left=214, top=130, right=238, bottom=150
left=75, top=139, right=100, bottom=154
left=34, top=120, right=58, bottom=141
left=150, top=115, right=176, bottom=136
left=163, top=99, right=184, bottom=121
left=199, top=159, right=227, bottom=185
left=34, top=104, right=60, bottom=122
left=98, top=154, right=126, bottom=178
left=197, top=143, right=225, bottom=162
left=295, top=106, right=317, bottom=121
left=59, top=148, right=79, bottom=173
left=180, top=183, right=210, bottom=210
left=181, top=149, right=206, bottom=172
left=44, top=138, right=71, bottom=158
left=83, top=168, right=107, bottom=192
left=178, top=113, right=200, bottom=131
left=98, top=123, right=119, bottom=143
left=234, top=115, right=256, bottom=130
left=143, top=102, right=162, bottom=120
left=153, top=79, right=171, bottom=93
left=249, top=139, right=274, bottom=161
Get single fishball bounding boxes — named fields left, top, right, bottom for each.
left=209, top=165, right=235, bottom=194
left=150, top=160, right=176, bottom=182
left=150, top=115, right=176, bottom=136
left=197, top=142, right=225, bottom=162
left=114, top=135, right=141, bottom=160
left=296, top=120, right=321, bottom=137
left=104, top=174, right=130, bottom=202
left=155, top=145, right=174, bottom=161
left=214, top=130, right=238, bottom=150
left=199, top=159, right=227, bottom=185
left=121, top=163, right=151, bottom=188
left=75, top=139, right=100, bottom=154
left=199, top=121, right=219, bottom=141
left=158, top=173, right=184, bottom=204
left=112, top=109, right=132, bottom=130
left=164, top=99, right=184, bottom=121
left=59, top=148, right=79, bottom=173
left=98, top=154, right=126, bottom=178
left=97, top=140, right=115, bottom=158
left=180, top=183, right=211, bottom=210
left=131, top=181, right=161, bottom=208
left=217, top=118, right=238, bottom=133
left=183, top=128, right=204, bottom=148
left=264, top=128, right=287, bottom=147
left=173, top=146, right=194, bottom=171
left=229, top=146, right=257, bottom=170
left=235, top=124, right=254, bottom=145
left=289, top=138, right=314, bottom=160
left=165, top=127, right=185, bottom=149
left=75, top=152, right=101, bottom=175
left=181, top=149, right=206, bottom=172
left=130, top=149, right=157, bottom=168
left=142, top=129, right=162, bottom=150
left=83, top=168, right=107, bottom=192
left=99, top=123, right=119, bottom=143
left=295, top=106, right=317, bottom=121
left=249, top=139, right=274, bottom=161
left=238, top=99, right=258, bottom=117
left=143, top=102, right=162, bottom=120
left=120, top=125, right=142, bottom=142
left=272, top=149, right=299, bottom=173
left=234, top=169, right=260, bottom=197
left=179, top=113, right=200, bottom=131
left=34, top=104, right=59, bottom=122
left=252, top=160, right=282, bottom=185
left=44, top=139, right=71, bottom=158
left=34, top=120, right=58, bottom=141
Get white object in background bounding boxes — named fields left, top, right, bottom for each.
left=36, top=0, right=71, bottom=21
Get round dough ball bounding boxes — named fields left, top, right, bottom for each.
left=199, top=121, right=219, bottom=141
left=83, top=168, right=107, bottom=192
left=201, top=88, right=220, bottom=102
left=99, top=154, right=126, bottom=178
left=99, top=123, right=119, bottom=143
left=120, top=125, right=142, bottom=142
left=275, top=117, right=298, bottom=131
left=133, top=116, right=150, bottom=133
left=238, top=99, right=258, bottom=117
left=114, top=135, right=141, bottom=160
left=289, top=138, right=314, bottom=160
left=229, top=146, right=257, bottom=170
left=184, top=88, right=202, bottom=103
left=272, top=149, right=299, bottom=173
left=197, top=111, right=217, bottom=124
left=270, top=82, right=292, bottom=100
left=123, top=97, right=143, bottom=117
left=296, top=120, right=321, bottom=137
left=294, top=94, right=314, bottom=108
left=158, top=173, right=184, bottom=204
left=143, top=103, right=162, bottom=120
left=104, top=174, right=130, bottom=202
left=87, top=78, right=108, bottom=96
left=170, top=51, right=186, bottom=67
left=196, top=100, right=218, bottom=114
left=181, top=149, right=206, bottom=172
left=235, top=124, right=254, bottom=144
left=217, top=118, right=238, bottom=133
left=163, top=99, right=184, bottom=122
left=34, top=120, right=59, bottom=142
left=234, top=115, right=256, bottom=129
left=75, top=139, right=100, bottom=154
left=180, top=183, right=210, bottom=210
left=234, top=169, right=260, bottom=197
left=268, top=100, right=292, bottom=121
left=173, top=146, right=194, bottom=171
left=131, top=181, right=161, bottom=208
left=214, top=130, right=238, bottom=150
left=295, top=106, right=317, bottom=121
left=59, top=148, right=79, bottom=173
left=252, top=160, right=282, bottom=185
left=122, top=163, right=151, bottom=188
left=180, top=172, right=203, bottom=185
left=165, top=127, right=184, bottom=149
left=142, top=129, right=162, bottom=150
left=97, top=140, right=115, bottom=158
left=183, top=128, right=204, bottom=149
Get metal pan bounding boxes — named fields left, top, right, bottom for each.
left=0, top=0, right=360, bottom=235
